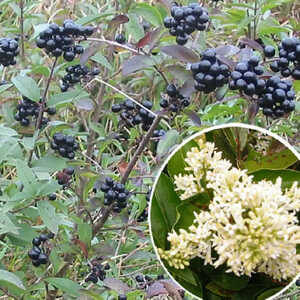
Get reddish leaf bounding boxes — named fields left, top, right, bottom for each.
left=161, top=280, right=184, bottom=299
left=109, top=14, right=129, bottom=27
left=122, top=55, right=154, bottom=76
left=161, top=45, right=199, bottom=62
left=136, top=28, right=161, bottom=49
left=103, top=278, right=131, bottom=294
left=216, top=45, right=240, bottom=57
left=80, top=42, right=102, bottom=65
left=179, top=76, right=195, bottom=97
left=216, top=54, right=236, bottom=69
left=185, top=110, right=201, bottom=126
left=240, top=38, right=264, bottom=52
left=166, top=65, right=191, bottom=82
left=118, top=161, right=128, bottom=176
left=238, top=47, right=254, bottom=62
left=247, top=101, right=259, bottom=124
left=147, top=282, right=168, bottom=298
left=73, top=239, right=88, bottom=258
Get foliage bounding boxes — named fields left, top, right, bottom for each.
left=0, top=0, right=299, bottom=299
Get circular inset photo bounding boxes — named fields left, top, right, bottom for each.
left=150, top=124, right=300, bottom=300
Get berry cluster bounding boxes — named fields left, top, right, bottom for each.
left=135, top=274, right=153, bottom=287
left=14, top=96, right=56, bottom=127
left=191, top=49, right=230, bottom=94
left=100, top=177, right=130, bottom=213
left=0, top=37, right=19, bottom=66
left=115, top=33, right=126, bottom=44
left=36, top=20, right=94, bottom=61
left=257, top=76, right=295, bottom=118
left=164, top=2, right=209, bottom=45
left=229, top=56, right=265, bottom=96
left=265, top=37, right=300, bottom=80
left=112, top=99, right=155, bottom=131
left=85, top=262, right=110, bottom=283
left=160, top=84, right=190, bottom=112
left=60, top=64, right=100, bottom=92
left=56, top=167, right=74, bottom=188
left=28, top=233, right=54, bottom=267
left=51, top=133, right=78, bottom=159
left=137, top=190, right=150, bottom=222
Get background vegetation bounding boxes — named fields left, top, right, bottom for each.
left=0, top=0, right=299, bottom=299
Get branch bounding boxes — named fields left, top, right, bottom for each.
left=19, top=0, right=25, bottom=61
left=92, top=113, right=164, bottom=235
left=35, top=57, right=58, bottom=130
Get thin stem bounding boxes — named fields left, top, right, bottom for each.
left=19, top=0, right=25, bottom=61
left=92, top=113, right=164, bottom=235
left=87, top=37, right=140, bottom=55
left=29, top=57, right=58, bottom=165
left=94, top=77, right=157, bottom=117
left=273, top=290, right=300, bottom=300
left=253, top=0, right=258, bottom=40
left=35, top=57, right=58, bottom=130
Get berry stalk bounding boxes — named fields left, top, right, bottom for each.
left=92, top=113, right=164, bottom=235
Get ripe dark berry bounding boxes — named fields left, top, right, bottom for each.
left=38, top=253, right=48, bottom=264
left=61, top=64, right=98, bottom=92
left=48, top=193, right=56, bottom=201
left=47, top=233, right=55, bottom=239
left=52, top=133, right=76, bottom=159
left=135, top=275, right=144, bottom=282
left=164, top=2, right=209, bottom=45
left=32, top=260, right=41, bottom=267
left=264, top=45, right=275, bottom=58
left=112, top=104, right=122, bottom=113
left=0, top=37, right=19, bottom=66
left=166, top=84, right=178, bottom=97
left=32, top=237, right=41, bottom=246
left=39, top=234, right=48, bottom=242
left=28, top=248, right=40, bottom=260
left=118, top=295, right=127, bottom=300
left=115, top=34, right=126, bottom=44
left=296, top=279, right=300, bottom=286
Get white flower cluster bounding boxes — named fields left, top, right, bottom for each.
left=158, top=137, right=300, bottom=281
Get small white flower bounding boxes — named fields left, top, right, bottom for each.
left=157, top=139, right=300, bottom=281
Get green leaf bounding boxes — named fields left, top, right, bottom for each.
left=151, top=173, right=181, bottom=249
left=0, top=270, right=25, bottom=290
left=167, top=139, right=198, bottom=178
left=37, top=201, right=59, bottom=233
left=0, top=83, right=13, bottom=94
left=205, top=281, right=236, bottom=297
left=126, top=13, right=144, bottom=41
left=150, top=193, right=169, bottom=249
left=243, top=148, right=298, bottom=173
left=173, top=194, right=209, bottom=231
left=168, top=266, right=198, bottom=286
left=78, top=223, right=92, bottom=248
left=131, top=3, right=163, bottom=27
left=0, top=125, right=18, bottom=137
left=157, top=129, right=180, bottom=158
left=45, top=277, right=80, bottom=297
left=12, top=75, right=40, bottom=102
left=256, top=287, right=283, bottom=300
left=251, top=169, right=300, bottom=189
left=232, top=284, right=268, bottom=300
left=32, top=154, right=67, bottom=173
left=48, top=89, right=90, bottom=106
left=91, top=53, right=113, bottom=70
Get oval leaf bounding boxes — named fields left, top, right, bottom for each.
left=161, top=45, right=199, bottom=62
left=0, top=270, right=25, bottom=290
left=12, top=75, right=40, bottom=102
